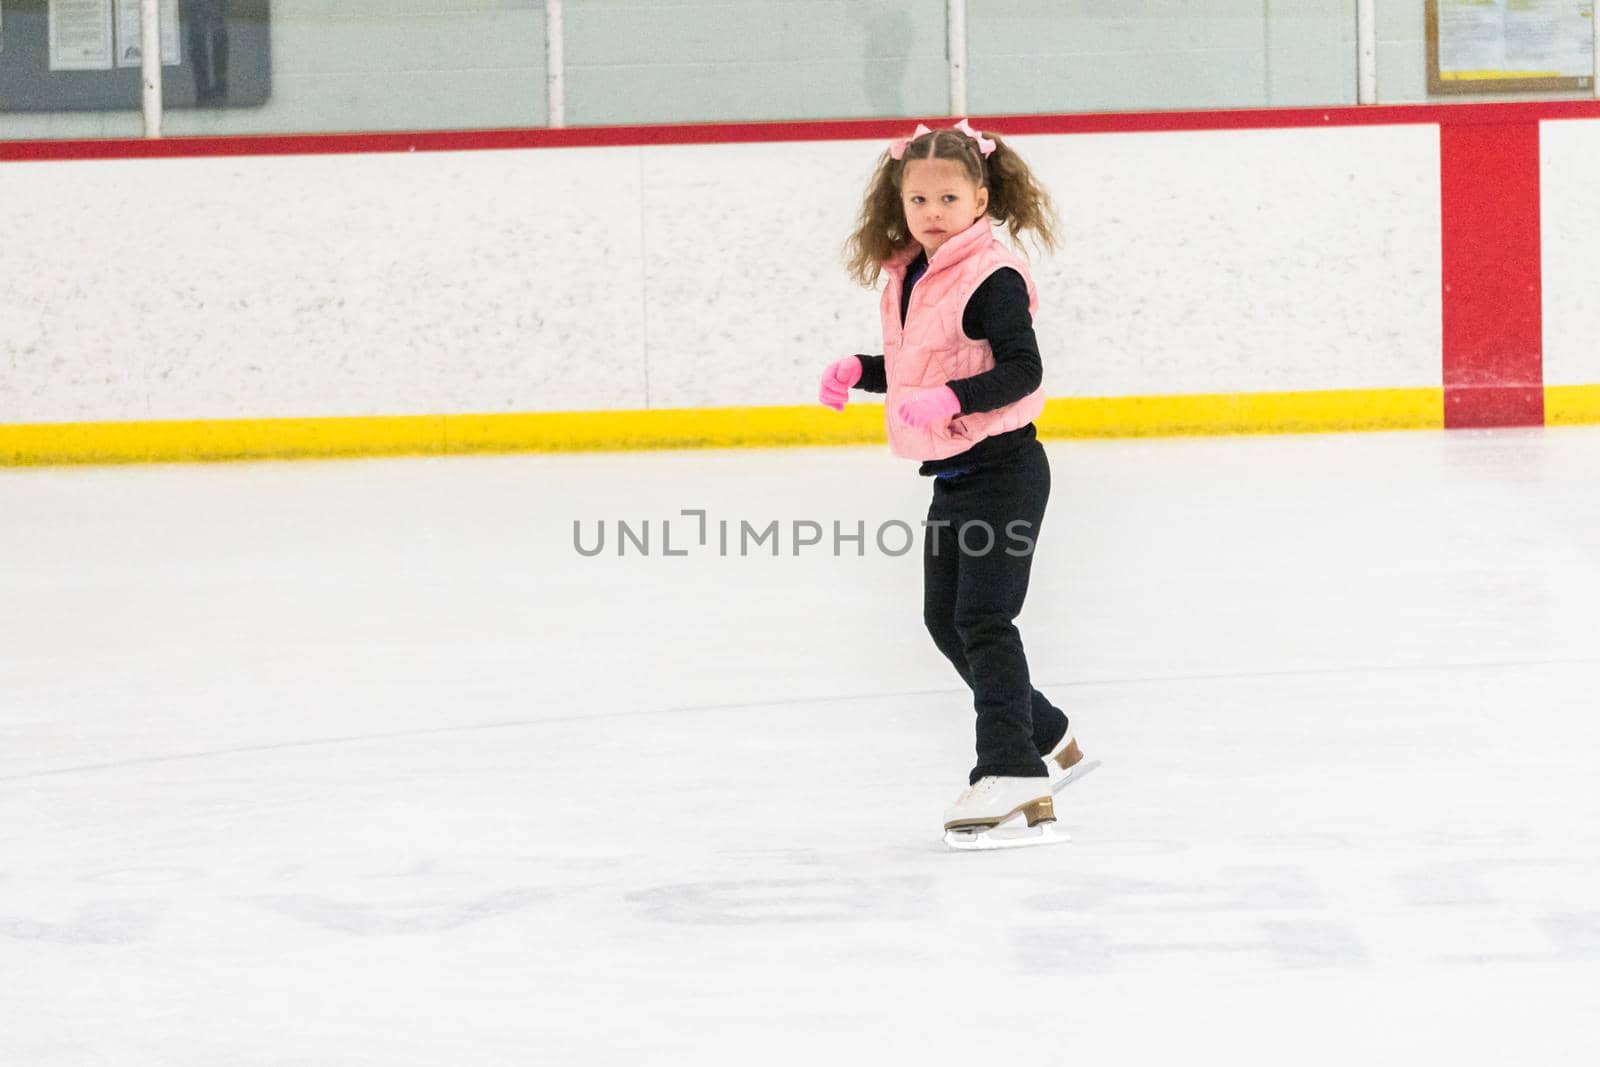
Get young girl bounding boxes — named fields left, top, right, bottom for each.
left=819, top=120, right=1087, bottom=849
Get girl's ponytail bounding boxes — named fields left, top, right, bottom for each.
left=844, top=155, right=911, bottom=288
left=982, top=133, right=1059, bottom=255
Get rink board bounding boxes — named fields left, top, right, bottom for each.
left=0, top=389, right=1447, bottom=465
left=2, top=103, right=1599, bottom=463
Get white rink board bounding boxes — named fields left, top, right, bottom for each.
left=2, top=126, right=1442, bottom=425
left=1540, top=118, right=1600, bottom=388
left=638, top=138, right=884, bottom=411
left=0, top=148, right=648, bottom=424
left=1027, top=124, right=1441, bottom=397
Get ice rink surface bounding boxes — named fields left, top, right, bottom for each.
left=3, top=428, right=1600, bottom=1065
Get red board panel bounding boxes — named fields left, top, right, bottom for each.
left=1439, top=122, right=1545, bottom=428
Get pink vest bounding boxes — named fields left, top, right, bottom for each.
left=880, top=222, right=1047, bottom=461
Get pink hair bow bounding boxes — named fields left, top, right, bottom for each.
left=887, top=124, right=932, bottom=160
left=886, top=120, right=998, bottom=160
left=953, top=118, right=997, bottom=157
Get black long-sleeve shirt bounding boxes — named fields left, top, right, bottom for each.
left=855, top=253, right=1042, bottom=476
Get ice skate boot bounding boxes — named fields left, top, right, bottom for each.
left=942, top=775, right=1070, bottom=851
left=1040, top=727, right=1100, bottom=792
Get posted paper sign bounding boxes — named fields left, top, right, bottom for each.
left=1438, top=0, right=1594, bottom=81
left=48, top=0, right=114, bottom=71
left=115, top=0, right=180, bottom=68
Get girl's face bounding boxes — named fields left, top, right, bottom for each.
left=900, top=157, right=989, bottom=259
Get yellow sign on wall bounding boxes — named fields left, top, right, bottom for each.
left=1428, top=0, right=1594, bottom=93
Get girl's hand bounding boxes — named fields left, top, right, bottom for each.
left=897, top=386, right=961, bottom=429
left=818, top=356, right=863, bottom=411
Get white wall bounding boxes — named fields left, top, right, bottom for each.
left=0, top=1, right=548, bottom=141
left=10, top=2, right=1597, bottom=145
left=565, top=0, right=948, bottom=125
left=0, top=123, right=1448, bottom=425
left=168, top=1, right=550, bottom=135
left=4, top=1, right=1372, bottom=143
left=969, top=0, right=1357, bottom=112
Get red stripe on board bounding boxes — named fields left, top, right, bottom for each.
left=5, top=100, right=1600, bottom=163
left=1439, top=122, right=1545, bottom=428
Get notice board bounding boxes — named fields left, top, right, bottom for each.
left=1428, top=0, right=1594, bottom=93
left=0, top=0, right=270, bottom=111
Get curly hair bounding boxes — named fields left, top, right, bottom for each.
left=843, top=124, right=1059, bottom=287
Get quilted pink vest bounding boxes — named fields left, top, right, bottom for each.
left=880, top=221, right=1047, bottom=461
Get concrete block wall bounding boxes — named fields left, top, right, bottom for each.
left=967, top=0, right=1357, bottom=112
left=564, top=0, right=948, bottom=124
left=0, top=0, right=549, bottom=140
left=4, top=1, right=1384, bottom=141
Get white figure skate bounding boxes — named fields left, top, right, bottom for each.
left=1041, top=728, right=1101, bottom=793
left=942, top=775, right=1070, bottom=851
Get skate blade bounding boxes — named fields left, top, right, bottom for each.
left=1050, top=757, right=1102, bottom=795
left=943, top=820, right=1071, bottom=852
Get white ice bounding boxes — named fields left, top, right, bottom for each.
left=3, top=428, right=1599, bottom=1065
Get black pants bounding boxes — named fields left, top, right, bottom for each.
left=923, top=439, right=1068, bottom=784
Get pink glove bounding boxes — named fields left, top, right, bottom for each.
left=818, top=355, right=862, bottom=411
left=897, top=385, right=961, bottom=429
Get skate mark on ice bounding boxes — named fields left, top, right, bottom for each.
left=79, top=865, right=207, bottom=887
left=249, top=886, right=559, bottom=936
left=1242, top=832, right=1358, bottom=852
left=628, top=875, right=933, bottom=925
left=1398, top=855, right=1594, bottom=908
left=1437, top=911, right=1600, bottom=965
left=8, top=654, right=1592, bottom=784
left=1539, top=911, right=1600, bottom=960
left=1014, top=918, right=1368, bottom=975
left=1038, top=654, right=1600, bottom=691
left=1020, top=865, right=1323, bottom=914
left=0, top=899, right=166, bottom=944
left=0, top=687, right=968, bottom=783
